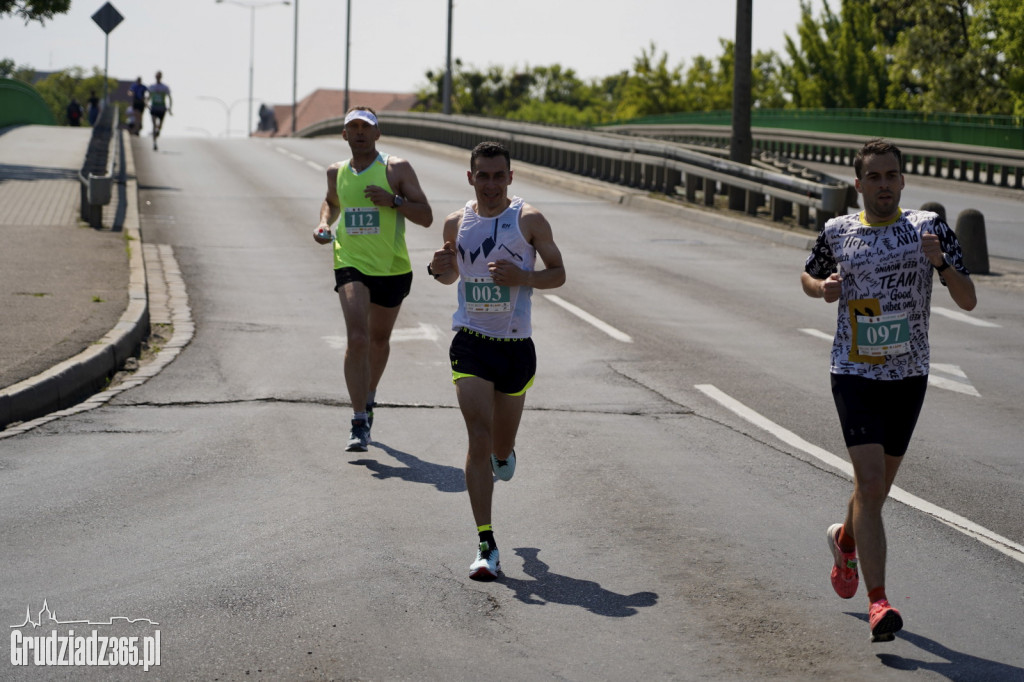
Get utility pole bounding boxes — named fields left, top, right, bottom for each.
left=343, top=0, right=351, bottom=113
left=443, top=0, right=453, bottom=115
left=292, top=0, right=298, bottom=134
left=729, top=0, right=753, bottom=211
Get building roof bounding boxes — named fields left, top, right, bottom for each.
left=260, top=88, right=419, bottom=137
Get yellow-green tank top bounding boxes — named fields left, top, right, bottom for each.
left=333, top=152, right=410, bottom=276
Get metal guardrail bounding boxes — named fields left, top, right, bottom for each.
left=608, top=124, right=1024, bottom=191
left=79, top=103, right=119, bottom=228
left=298, top=112, right=855, bottom=229
left=620, top=108, right=1024, bottom=150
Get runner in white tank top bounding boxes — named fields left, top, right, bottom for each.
left=450, top=195, right=535, bottom=339
left=428, top=142, right=566, bottom=581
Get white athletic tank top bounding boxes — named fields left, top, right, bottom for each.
left=451, top=196, right=536, bottom=338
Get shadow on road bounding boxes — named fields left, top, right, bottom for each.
left=500, top=547, right=658, bottom=617
left=846, top=612, right=1024, bottom=680
left=348, top=441, right=465, bottom=493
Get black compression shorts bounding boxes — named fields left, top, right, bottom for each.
left=830, top=373, right=928, bottom=456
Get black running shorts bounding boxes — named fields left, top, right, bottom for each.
left=334, top=267, right=412, bottom=308
left=449, top=328, right=536, bottom=396
left=830, top=373, right=928, bottom=456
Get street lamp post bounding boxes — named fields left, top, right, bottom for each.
left=198, top=95, right=250, bottom=137
left=291, top=0, right=298, bottom=134
left=343, top=0, right=351, bottom=114
left=216, top=0, right=290, bottom=137
left=443, top=0, right=453, bottom=115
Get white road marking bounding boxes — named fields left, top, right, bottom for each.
left=694, top=383, right=1024, bottom=565
left=928, top=363, right=982, bottom=397
left=274, top=146, right=313, bottom=166
left=799, top=331, right=981, bottom=397
left=321, top=323, right=442, bottom=350
left=544, top=294, right=633, bottom=343
left=932, top=306, right=1001, bottom=328
left=799, top=328, right=833, bottom=342
left=391, top=323, right=442, bottom=343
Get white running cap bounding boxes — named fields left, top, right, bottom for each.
left=344, top=109, right=378, bottom=126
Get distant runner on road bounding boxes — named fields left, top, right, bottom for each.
left=147, top=71, right=172, bottom=150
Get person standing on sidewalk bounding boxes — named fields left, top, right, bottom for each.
left=801, top=138, right=977, bottom=642
left=428, top=141, right=566, bottom=580
left=313, top=107, right=433, bottom=452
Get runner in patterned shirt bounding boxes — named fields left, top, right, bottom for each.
left=801, top=138, right=976, bottom=643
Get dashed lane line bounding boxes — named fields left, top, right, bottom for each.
left=932, top=306, right=1001, bottom=328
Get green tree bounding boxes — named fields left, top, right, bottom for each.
left=781, top=0, right=889, bottom=109
left=613, top=43, right=688, bottom=120
left=983, top=0, right=1024, bottom=114
left=875, top=0, right=1001, bottom=113
left=683, top=49, right=732, bottom=112
left=34, top=66, right=116, bottom=126
left=0, top=57, right=36, bottom=81
left=0, top=0, right=70, bottom=24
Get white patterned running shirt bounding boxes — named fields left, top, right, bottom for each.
left=804, top=209, right=969, bottom=380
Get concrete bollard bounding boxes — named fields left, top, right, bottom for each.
left=955, top=209, right=990, bottom=275
left=920, top=201, right=946, bottom=224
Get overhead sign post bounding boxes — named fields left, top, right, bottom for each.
left=91, top=2, right=124, bottom=103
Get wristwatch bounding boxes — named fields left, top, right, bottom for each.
left=935, top=254, right=952, bottom=273
left=392, top=194, right=405, bottom=208
left=427, top=263, right=441, bottom=279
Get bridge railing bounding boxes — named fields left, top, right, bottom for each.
left=609, top=124, right=1024, bottom=191
left=298, top=112, right=854, bottom=230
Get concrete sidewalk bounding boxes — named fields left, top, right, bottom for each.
left=0, top=124, right=148, bottom=430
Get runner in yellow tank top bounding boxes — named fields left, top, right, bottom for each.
left=313, top=107, right=433, bottom=452
left=333, top=151, right=410, bottom=276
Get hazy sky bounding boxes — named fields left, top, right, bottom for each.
left=2, top=0, right=823, bottom=138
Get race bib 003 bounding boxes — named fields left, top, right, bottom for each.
left=464, top=277, right=511, bottom=313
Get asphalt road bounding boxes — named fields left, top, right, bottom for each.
left=2, top=135, right=1022, bottom=681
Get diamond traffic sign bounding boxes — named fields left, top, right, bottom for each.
left=91, top=2, right=124, bottom=35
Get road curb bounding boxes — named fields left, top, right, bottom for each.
left=0, top=130, right=149, bottom=432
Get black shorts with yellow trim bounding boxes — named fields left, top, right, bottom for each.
left=449, top=327, right=536, bottom=396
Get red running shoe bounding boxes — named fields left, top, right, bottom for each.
left=869, top=599, right=903, bottom=642
left=827, top=523, right=859, bottom=599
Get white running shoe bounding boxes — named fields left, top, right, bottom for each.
left=469, top=541, right=501, bottom=581
left=490, top=450, right=516, bottom=482
left=345, top=419, right=370, bottom=452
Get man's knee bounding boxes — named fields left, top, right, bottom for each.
left=854, top=476, right=889, bottom=505
left=345, top=329, right=371, bottom=355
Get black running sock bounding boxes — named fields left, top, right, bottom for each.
left=477, top=524, right=495, bottom=549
